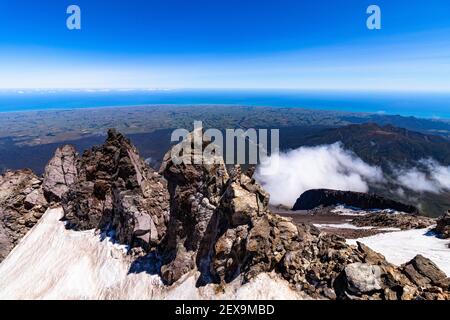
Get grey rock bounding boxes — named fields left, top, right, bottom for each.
left=43, top=145, right=78, bottom=202
left=343, top=263, right=383, bottom=294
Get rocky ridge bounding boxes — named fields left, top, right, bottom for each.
left=0, top=129, right=449, bottom=300
left=351, top=213, right=435, bottom=231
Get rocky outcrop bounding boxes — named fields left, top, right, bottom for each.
left=50, top=129, right=170, bottom=250
left=434, top=211, right=450, bottom=239
left=352, top=213, right=435, bottom=231
left=42, top=145, right=78, bottom=202
left=293, top=189, right=419, bottom=214
left=158, top=129, right=229, bottom=284
left=402, top=255, right=449, bottom=292
left=0, top=169, right=48, bottom=261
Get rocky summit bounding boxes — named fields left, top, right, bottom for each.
left=1, top=129, right=450, bottom=300
left=50, top=129, right=171, bottom=251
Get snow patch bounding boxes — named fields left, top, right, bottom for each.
left=347, top=228, right=450, bottom=276
left=331, top=205, right=403, bottom=216
left=0, top=208, right=305, bottom=300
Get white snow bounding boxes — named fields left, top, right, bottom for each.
left=347, top=228, right=450, bottom=276
left=314, top=223, right=375, bottom=230
left=0, top=208, right=306, bottom=300
left=330, top=205, right=403, bottom=216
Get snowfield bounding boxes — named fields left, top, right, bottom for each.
left=0, top=208, right=305, bottom=300
left=347, top=228, right=450, bottom=276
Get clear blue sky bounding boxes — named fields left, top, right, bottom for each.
left=0, top=0, right=450, bottom=90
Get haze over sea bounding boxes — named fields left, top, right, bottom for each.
left=0, top=89, right=449, bottom=120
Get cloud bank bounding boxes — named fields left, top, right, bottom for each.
left=395, top=159, right=450, bottom=194
left=254, top=143, right=384, bottom=207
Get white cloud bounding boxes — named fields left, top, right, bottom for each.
left=254, top=143, right=384, bottom=207
left=395, top=159, right=450, bottom=193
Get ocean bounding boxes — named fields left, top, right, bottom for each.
left=0, top=89, right=449, bottom=119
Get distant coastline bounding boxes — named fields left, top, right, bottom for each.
left=1, top=89, right=450, bottom=119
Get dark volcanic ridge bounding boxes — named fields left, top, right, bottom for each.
left=1, top=128, right=450, bottom=299
left=293, top=189, right=419, bottom=214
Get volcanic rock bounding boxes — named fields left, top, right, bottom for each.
left=60, top=129, right=170, bottom=250
left=402, top=255, right=449, bottom=290
left=42, top=145, right=78, bottom=202
left=0, top=169, right=48, bottom=261
left=434, top=210, right=450, bottom=239
left=341, top=263, right=383, bottom=294
left=158, top=129, right=229, bottom=284
left=293, top=189, right=418, bottom=214
left=352, top=213, right=435, bottom=231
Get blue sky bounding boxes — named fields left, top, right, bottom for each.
left=0, top=0, right=450, bottom=91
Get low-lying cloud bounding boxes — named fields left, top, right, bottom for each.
left=254, top=143, right=385, bottom=207
left=395, top=159, right=450, bottom=194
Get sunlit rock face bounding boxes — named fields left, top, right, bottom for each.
left=44, top=129, right=170, bottom=251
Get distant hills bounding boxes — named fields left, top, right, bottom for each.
left=284, top=122, right=450, bottom=168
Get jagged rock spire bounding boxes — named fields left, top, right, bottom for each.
left=44, top=129, right=170, bottom=250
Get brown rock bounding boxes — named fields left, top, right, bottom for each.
left=0, top=169, right=48, bottom=261
left=352, top=213, right=435, bottom=231
left=42, top=145, right=78, bottom=202
left=434, top=211, right=450, bottom=239
left=61, top=129, right=170, bottom=251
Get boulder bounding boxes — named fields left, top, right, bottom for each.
left=402, top=255, right=448, bottom=287
left=434, top=210, right=450, bottom=239
left=342, top=263, right=383, bottom=294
